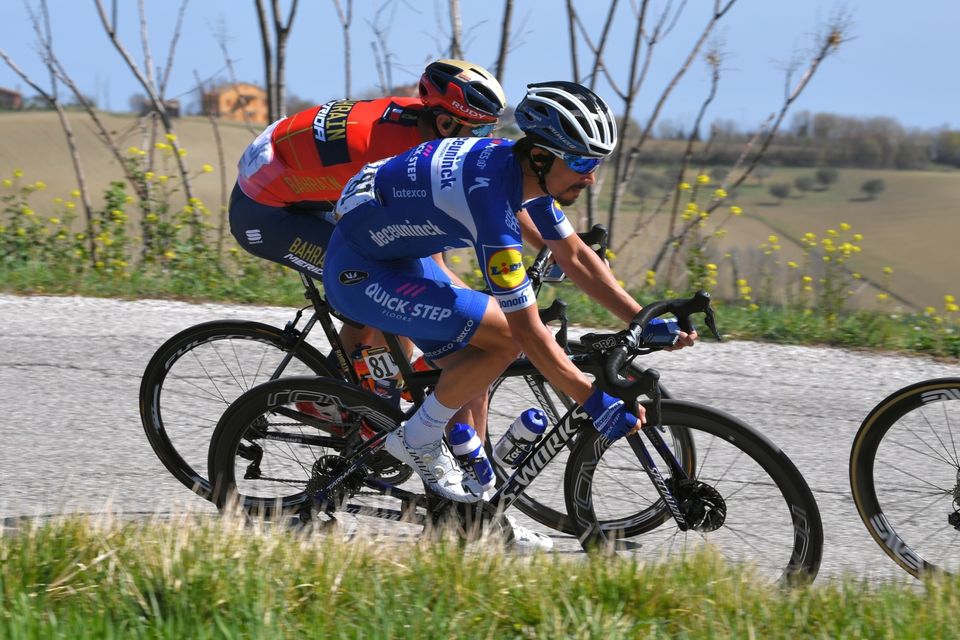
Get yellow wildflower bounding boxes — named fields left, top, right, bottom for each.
left=947, top=303, right=960, bottom=313
left=33, top=181, right=46, bottom=191
left=853, top=233, right=863, bottom=242
left=164, top=133, right=177, bottom=142
left=876, top=293, right=889, bottom=302
left=202, top=163, right=214, bottom=173
left=882, top=266, right=893, bottom=275
left=50, top=217, right=60, bottom=225
left=2, top=179, right=10, bottom=188
left=13, top=169, right=23, bottom=178
left=450, top=255, right=462, bottom=265
left=787, top=261, right=798, bottom=269
left=714, top=188, right=728, bottom=199
left=729, top=205, right=743, bottom=216
left=839, top=222, right=851, bottom=231
left=696, top=174, right=710, bottom=185
left=164, top=250, right=176, bottom=259
left=945, top=294, right=956, bottom=304
left=70, top=189, right=81, bottom=198
left=678, top=182, right=691, bottom=191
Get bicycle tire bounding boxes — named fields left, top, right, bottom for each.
left=565, top=400, right=823, bottom=585
left=486, top=340, right=687, bottom=535
left=139, top=320, right=334, bottom=501
left=850, top=377, right=960, bottom=578
left=207, top=376, right=408, bottom=519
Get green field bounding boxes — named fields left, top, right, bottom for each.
left=2, top=111, right=958, bottom=311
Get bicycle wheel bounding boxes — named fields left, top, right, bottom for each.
left=139, top=320, right=334, bottom=501
left=850, top=377, right=960, bottom=578
left=208, top=376, right=414, bottom=525
left=486, top=340, right=689, bottom=535
left=565, top=400, right=823, bottom=585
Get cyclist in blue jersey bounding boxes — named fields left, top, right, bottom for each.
left=323, top=81, right=696, bottom=512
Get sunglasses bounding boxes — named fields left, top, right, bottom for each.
left=449, top=115, right=497, bottom=137
left=535, top=145, right=604, bottom=174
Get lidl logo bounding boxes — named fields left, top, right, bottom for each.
left=487, top=248, right=525, bottom=290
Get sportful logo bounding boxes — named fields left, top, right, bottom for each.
left=339, top=270, right=368, bottom=285
left=439, top=138, right=468, bottom=190
left=368, top=219, right=446, bottom=247
left=245, top=229, right=263, bottom=244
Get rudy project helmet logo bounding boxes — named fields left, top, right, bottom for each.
left=339, top=270, right=369, bottom=285
left=486, top=248, right=525, bottom=290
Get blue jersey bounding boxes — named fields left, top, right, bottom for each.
left=333, top=137, right=574, bottom=312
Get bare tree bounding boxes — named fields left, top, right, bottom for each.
left=93, top=0, right=195, bottom=206
left=448, top=0, right=464, bottom=59
left=604, top=1, right=735, bottom=244
left=638, top=14, right=852, bottom=285
left=254, top=0, right=301, bottom=121
left=368, top=2, right=398, bottom=94
left=332, top=0, right=354, bottom=98
left=1, top=0, right=96, bottom=263
left=494, top=0, right=513, bottom=81
left=193, top=70, right=229, bottom=253
left=211, top=17, right=259, bottom=133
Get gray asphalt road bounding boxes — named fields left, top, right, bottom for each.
left=2, top=293, right=959, bottom=583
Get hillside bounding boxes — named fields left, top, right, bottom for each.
left=2, top=110, right=957, bottom=311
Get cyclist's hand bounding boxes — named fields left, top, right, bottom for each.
left=669, top=329, right=697, bottom=350
left=583, top=387, right=644, bottom=441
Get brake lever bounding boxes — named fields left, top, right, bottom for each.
left=704, top=307, right=722, bottom=341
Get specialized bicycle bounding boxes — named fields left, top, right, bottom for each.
left=850, top=377, right=960, bottom=578
left=208, top=291, right=824, bottom=585
left=139, top=226, right=664, bottom=533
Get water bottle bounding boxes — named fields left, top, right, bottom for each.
left=448, top=423, right=496, bottom=493
left=493, top=408, right=548, bottom=468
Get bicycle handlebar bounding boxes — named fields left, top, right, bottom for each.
left=581, top=290, right=722, bottom=403
left=527, top=224, right=609, bottom=286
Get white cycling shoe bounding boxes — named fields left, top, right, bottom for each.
left=384, top=426, right=481, bottom=503
left=504, top=515, right=554, bottom=552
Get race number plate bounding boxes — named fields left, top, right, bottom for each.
left=361, top=346, right=400, bottom=380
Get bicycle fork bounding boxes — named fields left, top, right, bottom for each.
left=628, top=386, right=692, bottom=532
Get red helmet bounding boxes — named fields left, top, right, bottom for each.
left=418, top=59, right=506, bottom=125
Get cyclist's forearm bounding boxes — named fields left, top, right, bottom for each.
left=509, top=313, right=592, bottom=405
left=560, top=245, right=640, bottom=323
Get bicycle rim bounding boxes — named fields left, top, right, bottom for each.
left=566, top=400, right=823, bottom=585
left=850, top=378, right=960, bottom=578
left=139, top=321, right=332, bottom=500
left=209, top=376, right=421, bottom=538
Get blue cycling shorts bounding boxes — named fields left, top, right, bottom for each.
left=229, top=183, right=336, bottom=278
left=322, top=226, right=490, bottom=360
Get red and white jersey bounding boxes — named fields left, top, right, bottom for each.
left=237, top=97, right=424, bottom=207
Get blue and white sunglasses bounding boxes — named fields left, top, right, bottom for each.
left=535, top=144, right=604, bottom=174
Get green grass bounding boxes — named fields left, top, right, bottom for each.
left=1, top=515, right=957, bottom=639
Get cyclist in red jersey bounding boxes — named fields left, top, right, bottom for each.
left=229, top=59, right=507, bottom=387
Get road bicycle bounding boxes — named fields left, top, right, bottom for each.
left=850, top=377, right=960, bottom=578
left=207, top=291, right=824, bottom=585
left=139, top=226, right=665, bottom=533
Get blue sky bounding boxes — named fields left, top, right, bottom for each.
left=0, top=0, right=956, bottom=132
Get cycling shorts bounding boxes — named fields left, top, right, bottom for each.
left=229, top=183, right=336, bottom=278
left=322, top=226, right=489, bottom=360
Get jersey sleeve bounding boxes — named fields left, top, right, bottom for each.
left=472, top=191, right=536, bottom=314
left=522, top=195, right=574, bottom=241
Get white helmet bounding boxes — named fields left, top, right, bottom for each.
left=514, top=81, right=618, bottom=157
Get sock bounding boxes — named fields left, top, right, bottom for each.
left=402, top=393, right=459, bottom=447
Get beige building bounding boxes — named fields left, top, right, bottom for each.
left=202, top=83, right=269, bottom=124
left=0, top=87, right=23, bottom=110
